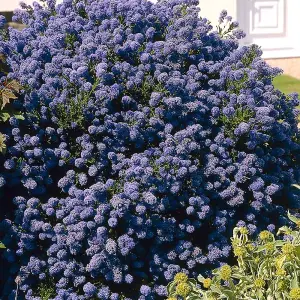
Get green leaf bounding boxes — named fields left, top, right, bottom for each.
left=210, top=284, right=223, bottom=295
left=277, top=226, right=292, bottom=236
left=256, top=245, right=268, bottom=252
left=291, top=274, right=299, bottom=289
left=257, top=289, right=265, bottom=300
left=0, top=242, right=5, bottom=249
left=187, top=296, right=202, bottom=300
left=222, top=289, right=236, bottom=300
left=258, top=259, right=269, bottom=278
left=274, top=240, right=286, bottom=247
left=231, top=273, right=246, bottom=280
left=288, top=210, right=300, bottom=224
left=236, top=279, right=254, bottom=293
left=276, top=255, right=286, bottom=269
left=197, top=274, right=205, bottom=283
left=233, top=227, right=240, bottom=239
left=0, top=146, right=6, bottom=155
left=0, top=112, right=10, bottom=122
left=167, top=281, right=177, bottom=295
left=14, top=114, right=25, bottom=120
left=189, top=278, right=198, bottom=285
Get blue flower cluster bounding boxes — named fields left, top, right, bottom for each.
left=0, top=0, right=300, bottom=299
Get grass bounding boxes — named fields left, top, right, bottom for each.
left=273, top=75, right=300, bottom=118
left=273, top=75, right=300, bottom=95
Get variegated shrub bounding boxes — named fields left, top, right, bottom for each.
left=167, top=211, right=300, bottom=300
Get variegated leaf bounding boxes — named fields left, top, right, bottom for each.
left=1, top=88, right=18, bottom=109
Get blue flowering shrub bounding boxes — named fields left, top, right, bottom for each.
left=0, top=0, right=300, bottom=299
left=167, top=212, right=300, bottom=300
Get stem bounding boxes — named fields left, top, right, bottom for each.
left=15, top=281, right=19, bottom=300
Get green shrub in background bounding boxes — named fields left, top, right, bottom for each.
left=167, top=212, right=300, bottom=300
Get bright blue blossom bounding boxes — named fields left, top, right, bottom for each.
left=0, top=15, right=6, bottom=28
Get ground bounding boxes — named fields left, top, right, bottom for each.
left=273, top=75, right=300, bottom=121
left=273, top=75, right=300, bottom=95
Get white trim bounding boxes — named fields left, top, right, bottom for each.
left=232, top=0, right=237, bottom=24
left=262, top=48, right=300, bottom=59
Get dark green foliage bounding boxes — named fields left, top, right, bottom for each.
left=219, top=108, right=254, bottom=139
left=56, top=79, right=99, bottom=129
left=35, top=277, right=56, bottom=300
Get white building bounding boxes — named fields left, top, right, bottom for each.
left=1, top=0, right=36, bottom=11
left=1, top=0, right=299, bottom=77
left=1, top=0, right=27, bottom=11
left=199, top=0, right=300, bottom=78
left=0, top=0, right=63, bottom=11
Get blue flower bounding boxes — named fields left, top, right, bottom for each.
left=0, top=15, right=6, bottom=28
left=83, top=282, right=97, bottom=297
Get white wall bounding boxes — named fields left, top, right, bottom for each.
left=0, top=0, right=63, bottom=11
left=0, top=0, right=20, bottom=11
left=199, top=0, right=236, bottom=27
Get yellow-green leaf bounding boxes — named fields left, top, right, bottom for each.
left=288, top=210, right=300, bottom=224
left=0, top=112, right=10, bottom=122
left=291, top=274, right=299, bottom=289
left=1, top=89, right=18, bottom=109
left=6, top=80, right=22, bottom=93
